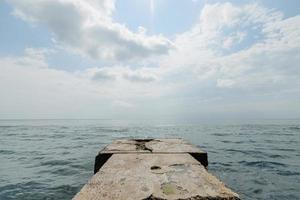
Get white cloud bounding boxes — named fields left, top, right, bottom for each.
left=0, top=49, right=173, bottom=118
left=1, top=2, right=300, bottom=120
left=8, top=0, right=173, bottom=62
left=217, top=79, right=235, bottom=88
left=162, top=2, right=300, bottom=92
left=122, top=69, right=157, bottom=83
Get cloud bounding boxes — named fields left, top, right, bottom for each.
left=162, top=2, right=300, bottom=93
left=81, top=66, right=159, bottom=84
left=8, top=0, right=172, bottom=62
left=0, top=49, right=172, bottom=118
left=217, top=79, right=235, bottom=88
left=90, top=69, right=116, bottom=82
left=1, top=2, right=300, bottom=120
left=122, top=70, right=157, bottom=83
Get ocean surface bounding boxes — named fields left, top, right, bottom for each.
left=0, top=119, right=299, bottom=200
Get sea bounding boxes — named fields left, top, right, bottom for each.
left=0, top=119, right=299, bottom=200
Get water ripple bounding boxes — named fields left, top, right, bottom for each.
left=0, top=120, right=299, bottom=200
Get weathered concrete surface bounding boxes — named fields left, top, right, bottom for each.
left=74, top=153, right=239, bottom=200
left=101, top=139, right=205, bottom=154
left=94, top=139, right=208, bottom=173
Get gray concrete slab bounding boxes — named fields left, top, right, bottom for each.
left=73, top=153, right=239, bottom=200
left=94, top=139, right=208, bottom=173
left=101, top=138, right=205, bottom=154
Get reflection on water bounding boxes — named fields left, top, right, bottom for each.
left=0, top=119, right=299, bottom=200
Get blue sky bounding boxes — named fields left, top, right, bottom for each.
left=0, top=0, right=299, bottom=120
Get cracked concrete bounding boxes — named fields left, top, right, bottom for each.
left=135, top=139, right=153, bottom=152
left=74, top=139, right=239, bottom=200
left=74, top=154, right=239, bottom=200
left=101, top=139, right=207, bottom=154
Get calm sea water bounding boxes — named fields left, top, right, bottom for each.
left=0, top=119, right=299, bottom=200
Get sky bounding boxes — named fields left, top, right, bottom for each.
left=0, top=0, right=299, bottom=121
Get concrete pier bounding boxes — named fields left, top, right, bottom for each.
left=73, top=138, right=240, bottom=200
